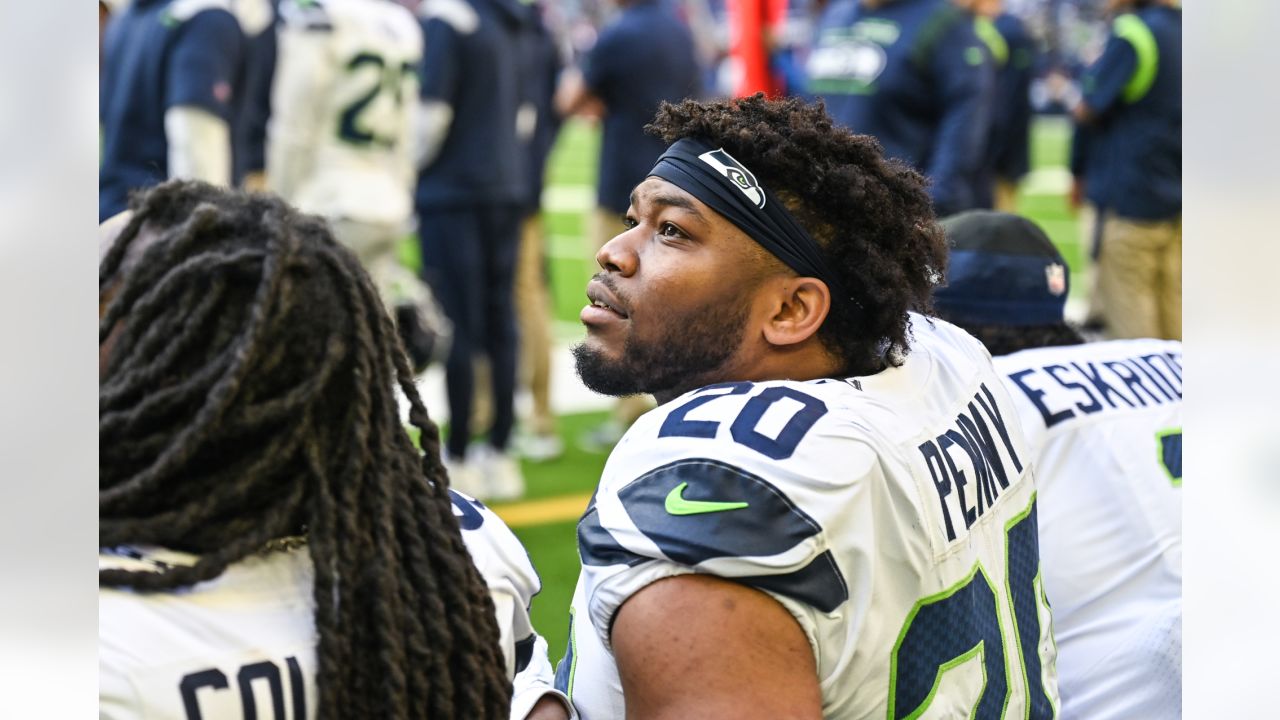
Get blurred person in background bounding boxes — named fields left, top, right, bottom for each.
left=99, top=0, right=112, bottom=68
left=100, top=0, right=251, bottom=220
left=267, top=0, right=449, bottom=374
left=935, top=210, right=1182, bottom=720
left=964, top=0, right=1037, bottom=211
left=233, top=0, right=279, bottom=192
left=513, top=2, right=568, bottom=463
left=1070, top=0, right=1180, bottom=340
left=988, top=2, right=1036, bottom=211
left=413, top=0, right=531, bottom=500
left=98, top=181, right=574, bottom=720
left=555, top=0, right=702, bottom=451
left=680, top=0, right=729, bottom=98
left=807, top=0, right=994, bottom=216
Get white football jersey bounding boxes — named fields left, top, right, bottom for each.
left=558, top=316, right=1060, bottom=719
left=267, top=0, right=421, bottom=225
left=99, top=490, right=566, bottom=720
left=993, top=339, right=1182, bottom=720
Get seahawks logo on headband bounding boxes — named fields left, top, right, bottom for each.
left=698, top=149, right=766, bottom=209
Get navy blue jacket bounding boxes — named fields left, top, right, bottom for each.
left=518, top=5, right=563, bottom=214
left=990, top=12, right=1035, bottom=181
left=1073, top=5, right=1181, bottom=220
left=415, top=0, right=529, bottom=207
left=969, top=11, right=1036, bottom=208
left=583, top=0, right=701, bottom=214
left=809, top=0, right=994, bottom=216
left=99, top=0, right=246, bottom=221
left=232, top=0, right=280, bottom=184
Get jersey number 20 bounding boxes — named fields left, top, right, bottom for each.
left=659, top=382, right=827, bottom=460
left=338, top=52, right=416, bottom=148
left=889, top=498, right=1055, bottom=719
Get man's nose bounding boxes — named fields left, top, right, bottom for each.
left=596, top=225, right=639, bottom=277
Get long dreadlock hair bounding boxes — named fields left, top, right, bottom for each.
left=99, top=180, right=512, bottom=718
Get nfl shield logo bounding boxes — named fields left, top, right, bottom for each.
left=1045, top=263, right=1067, bottom=296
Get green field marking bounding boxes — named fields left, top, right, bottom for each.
left=547, top=233, right=591, bottom=258
left=492, top=492, right=594, bottom=527
left=545, top=119, right=600, bottom=188
left=1028, top=114, right=1072, bottom=170
left=543, top=185, right=596, bottom=213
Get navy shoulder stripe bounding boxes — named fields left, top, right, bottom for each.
left=577, top=506, right=645, bottom=568
left=618, top=458, right=821, bottom=564
left=582, top=459, right=849, bottom=613
left=513, top=634, right=536, bottom=675
left=737, top=549, right=849, bottom=613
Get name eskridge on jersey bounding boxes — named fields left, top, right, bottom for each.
left=1003, top=349, right=1182, bottom=430
left=917, top=382, right=1025, bottom=545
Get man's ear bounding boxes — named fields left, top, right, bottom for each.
left=760, top=277, right=832, bottom=348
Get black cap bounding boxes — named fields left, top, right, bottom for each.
left=934, top=210, right=1070, bottom=326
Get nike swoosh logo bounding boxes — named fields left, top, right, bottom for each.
left=664, top=482, right=749, bottom=516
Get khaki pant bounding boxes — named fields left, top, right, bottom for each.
left=515, top=213, right=556, bottom=435
left=1076, top=203, right=1107, bottom=327
left=1096, top=213, right=1182, bottom=340
left=994, top=177, right=1019, bottom=213
left=594, top=207, right=654, bottom=426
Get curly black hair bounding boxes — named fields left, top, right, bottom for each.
left=98, top=180, right=511, bottom=719
left=940, top=320, right=1086, bottom=357
left=646, top=94, right=948, bottom=375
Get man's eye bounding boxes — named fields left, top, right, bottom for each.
left=621, top=215, right=638, bottom=229
left=659, top=223, right=684, bottom=238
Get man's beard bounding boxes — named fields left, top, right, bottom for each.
left=573, top=297, right=750, bottom=399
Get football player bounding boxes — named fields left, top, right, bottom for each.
left=934, top=210, right=1182, bottom=719
left=100, top=0, right=249, bottom=221
left=98, top=182, right=570, bottom=720
left=267, top=0, right=449, bottom=372
left=807, top=0, right=994, bottom=217
left=410, top=0, right=536, bottom=501
left=557, top=95, right=1058, bottom=718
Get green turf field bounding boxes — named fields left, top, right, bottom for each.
left=489, top=116, right=1081, bottom=664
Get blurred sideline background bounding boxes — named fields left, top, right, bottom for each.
left=11, top=1, right=1280, bottom=716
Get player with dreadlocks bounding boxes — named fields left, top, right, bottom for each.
left=98, top=180, right=571, bottom=720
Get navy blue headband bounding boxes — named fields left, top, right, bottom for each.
left=648, top=138, right=848, bottom=305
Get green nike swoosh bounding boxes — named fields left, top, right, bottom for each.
left=664, top=482, right=750, bottom=516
